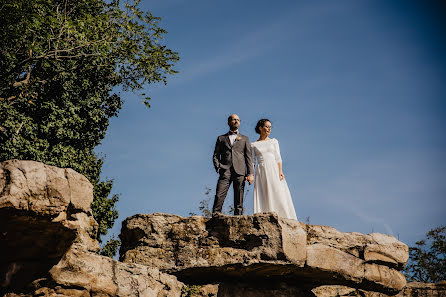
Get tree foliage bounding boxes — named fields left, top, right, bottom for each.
left=0, top=0, right=179, bottom=255
left=180, top=285, right=203, bottom=297
left=404, top=226, right=446, bottom=283
left=99, top=236, right=121, bottom=258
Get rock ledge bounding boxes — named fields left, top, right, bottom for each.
left=120, top=212, right=408, bottom=294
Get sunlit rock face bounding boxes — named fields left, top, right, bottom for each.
left=0, top=159, right=97, bottom=291
left=120, top=212, right=408, bottom=294
left=1, top=159, right=442, bottom=297
left=0, top=160, right=183, bottom=297
left=312, top=282, right=446, bottom=297
left=401, top=282, right=446, bottom=297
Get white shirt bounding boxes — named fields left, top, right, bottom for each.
left=228, top=130, right=238, bottom=146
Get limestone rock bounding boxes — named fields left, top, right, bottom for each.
left=306, top=225, right=408, bottom=269
left=0, top=160, right=98, bottom=251
left=401, top=282, right=446, bottom=297
left=306, top=243, right=365, bottom=282
left=0, top=160, right=184, bottom=297
left=1, top=159, right=418, bottom=297
left=0, top=159, right=93, bottom=215
left=312, top=285, right=362, bottom=297
left=180, top=283, right=313, bottom=297
left=120, top=212, right=408, bottom=294
left=2, top=246, right=184, bottom=297
left=211, top=283, right=311, bottom=297
left=120, top=213, right=306, bottom=270
left=2, top=239, right=185, bottom=296
left=312, top=282, right=446, bottom=297
left=0, top=160, right=99, bottom=291
left=44, top=246, right=183, bottom=297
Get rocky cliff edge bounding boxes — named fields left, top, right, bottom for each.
left=120, top=212, right=407, bottom=294
left=1, top=160, right=443, bottom=297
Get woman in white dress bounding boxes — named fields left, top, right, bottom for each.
left=251, top=119, right=298, bottom=220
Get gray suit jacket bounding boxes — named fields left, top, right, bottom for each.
left=213, top=132, right=254, bottom=176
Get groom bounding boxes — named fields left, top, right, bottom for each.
left=212, top=114, right=254, bottom=215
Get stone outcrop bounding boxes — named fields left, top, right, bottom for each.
left=0, top=160, right=183, bottom=296
left=401, top=282, right=446, bottom=297
left=182, top=283, right=311, bottom=297
left=0, top=159, right=98, bottom=290
left=180, top=282, right=446, bottom=297
left=2, top=159, right=442, bottom=297
left=120, top=213, right=408, bottom=294
left=45, top=245, right=183, bottom=297
left=312, top=282, right=446, bottom=297
left=3, top=245, right=183, bottom=297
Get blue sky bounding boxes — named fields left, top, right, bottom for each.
left=97, top=0, right=446, bottom=248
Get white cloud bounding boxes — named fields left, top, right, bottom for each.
left=298, top=150, right=446, bottom=236
left=175, top=6, right=307, bottom=82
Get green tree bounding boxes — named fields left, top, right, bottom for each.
left=404, top=226, right=446, bottom=282
left=99, top=236, right=121, bottom=258
left=0, top=0, right=179, bottom=255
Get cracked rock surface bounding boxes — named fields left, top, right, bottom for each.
left=120, top=213, right=408, bottom=294
left=0, top=160, right=183, bottom=296
left=312, top=282, right=446, bottom=297
left=2, top=160, right=442, bottom=297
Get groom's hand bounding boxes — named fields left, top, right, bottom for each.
left=246, top=174, right=254, bottom=185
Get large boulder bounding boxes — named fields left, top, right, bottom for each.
left=120, top=213, right=408, bottom=294
left=43, top=245, right=183, bottom=297
left=2, top=246, right=184, bottom=297
left=0, top=160, right=98, bottom=290
left=0, top=159, right=94, bottom=215
left=0, top=160, right=184, bottom=296
left=120, top=212, right=306, bottom=271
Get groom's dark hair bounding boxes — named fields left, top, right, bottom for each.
left=255, top=119, right=271, bottom=134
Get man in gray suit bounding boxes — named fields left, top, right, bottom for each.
left=212, top=114, right=254, bottom=215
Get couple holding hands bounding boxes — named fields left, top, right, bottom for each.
left=212, top=114, right=297, bottom=220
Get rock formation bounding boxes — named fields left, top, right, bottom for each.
left=1, top=160, right=444, bottom=297
left=119, top=213, right=407, bottom=294
left=312, top=282, right=446, bottom=297
left=0, top=160, right=183, bottom=296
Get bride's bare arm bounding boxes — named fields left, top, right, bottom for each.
left=274, top=139, right=285, bottom=180
left=278, top=162, right=284, bottom=180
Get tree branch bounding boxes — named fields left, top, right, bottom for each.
left=15, top=122, right=23, bottom=135
left=0, top=125, right=8, bottom=137
left=12, top=64, right=32, bottom=87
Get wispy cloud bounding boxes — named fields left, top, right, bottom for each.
left=297, top=150, right=446, bottom=236
left=176, top=10, right=301, bottom=82
left=348, top=205, right=395, bottom=235
left=173, top=1, right=356, bottom=83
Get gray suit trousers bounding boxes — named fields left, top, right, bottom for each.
left=212, top=167, right=245, bottom=215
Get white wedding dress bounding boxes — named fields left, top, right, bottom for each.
left=251, top=138, right=298, bottom=220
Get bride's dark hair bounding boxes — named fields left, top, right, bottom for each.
left=255, top=119, right=271, bottom=134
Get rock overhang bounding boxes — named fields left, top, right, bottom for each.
left=120, top=212, right=408, bottom=294
left=0, top=159, right=417, bottom=297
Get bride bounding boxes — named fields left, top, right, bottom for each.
left=251, top=119, right=298, bottom=220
